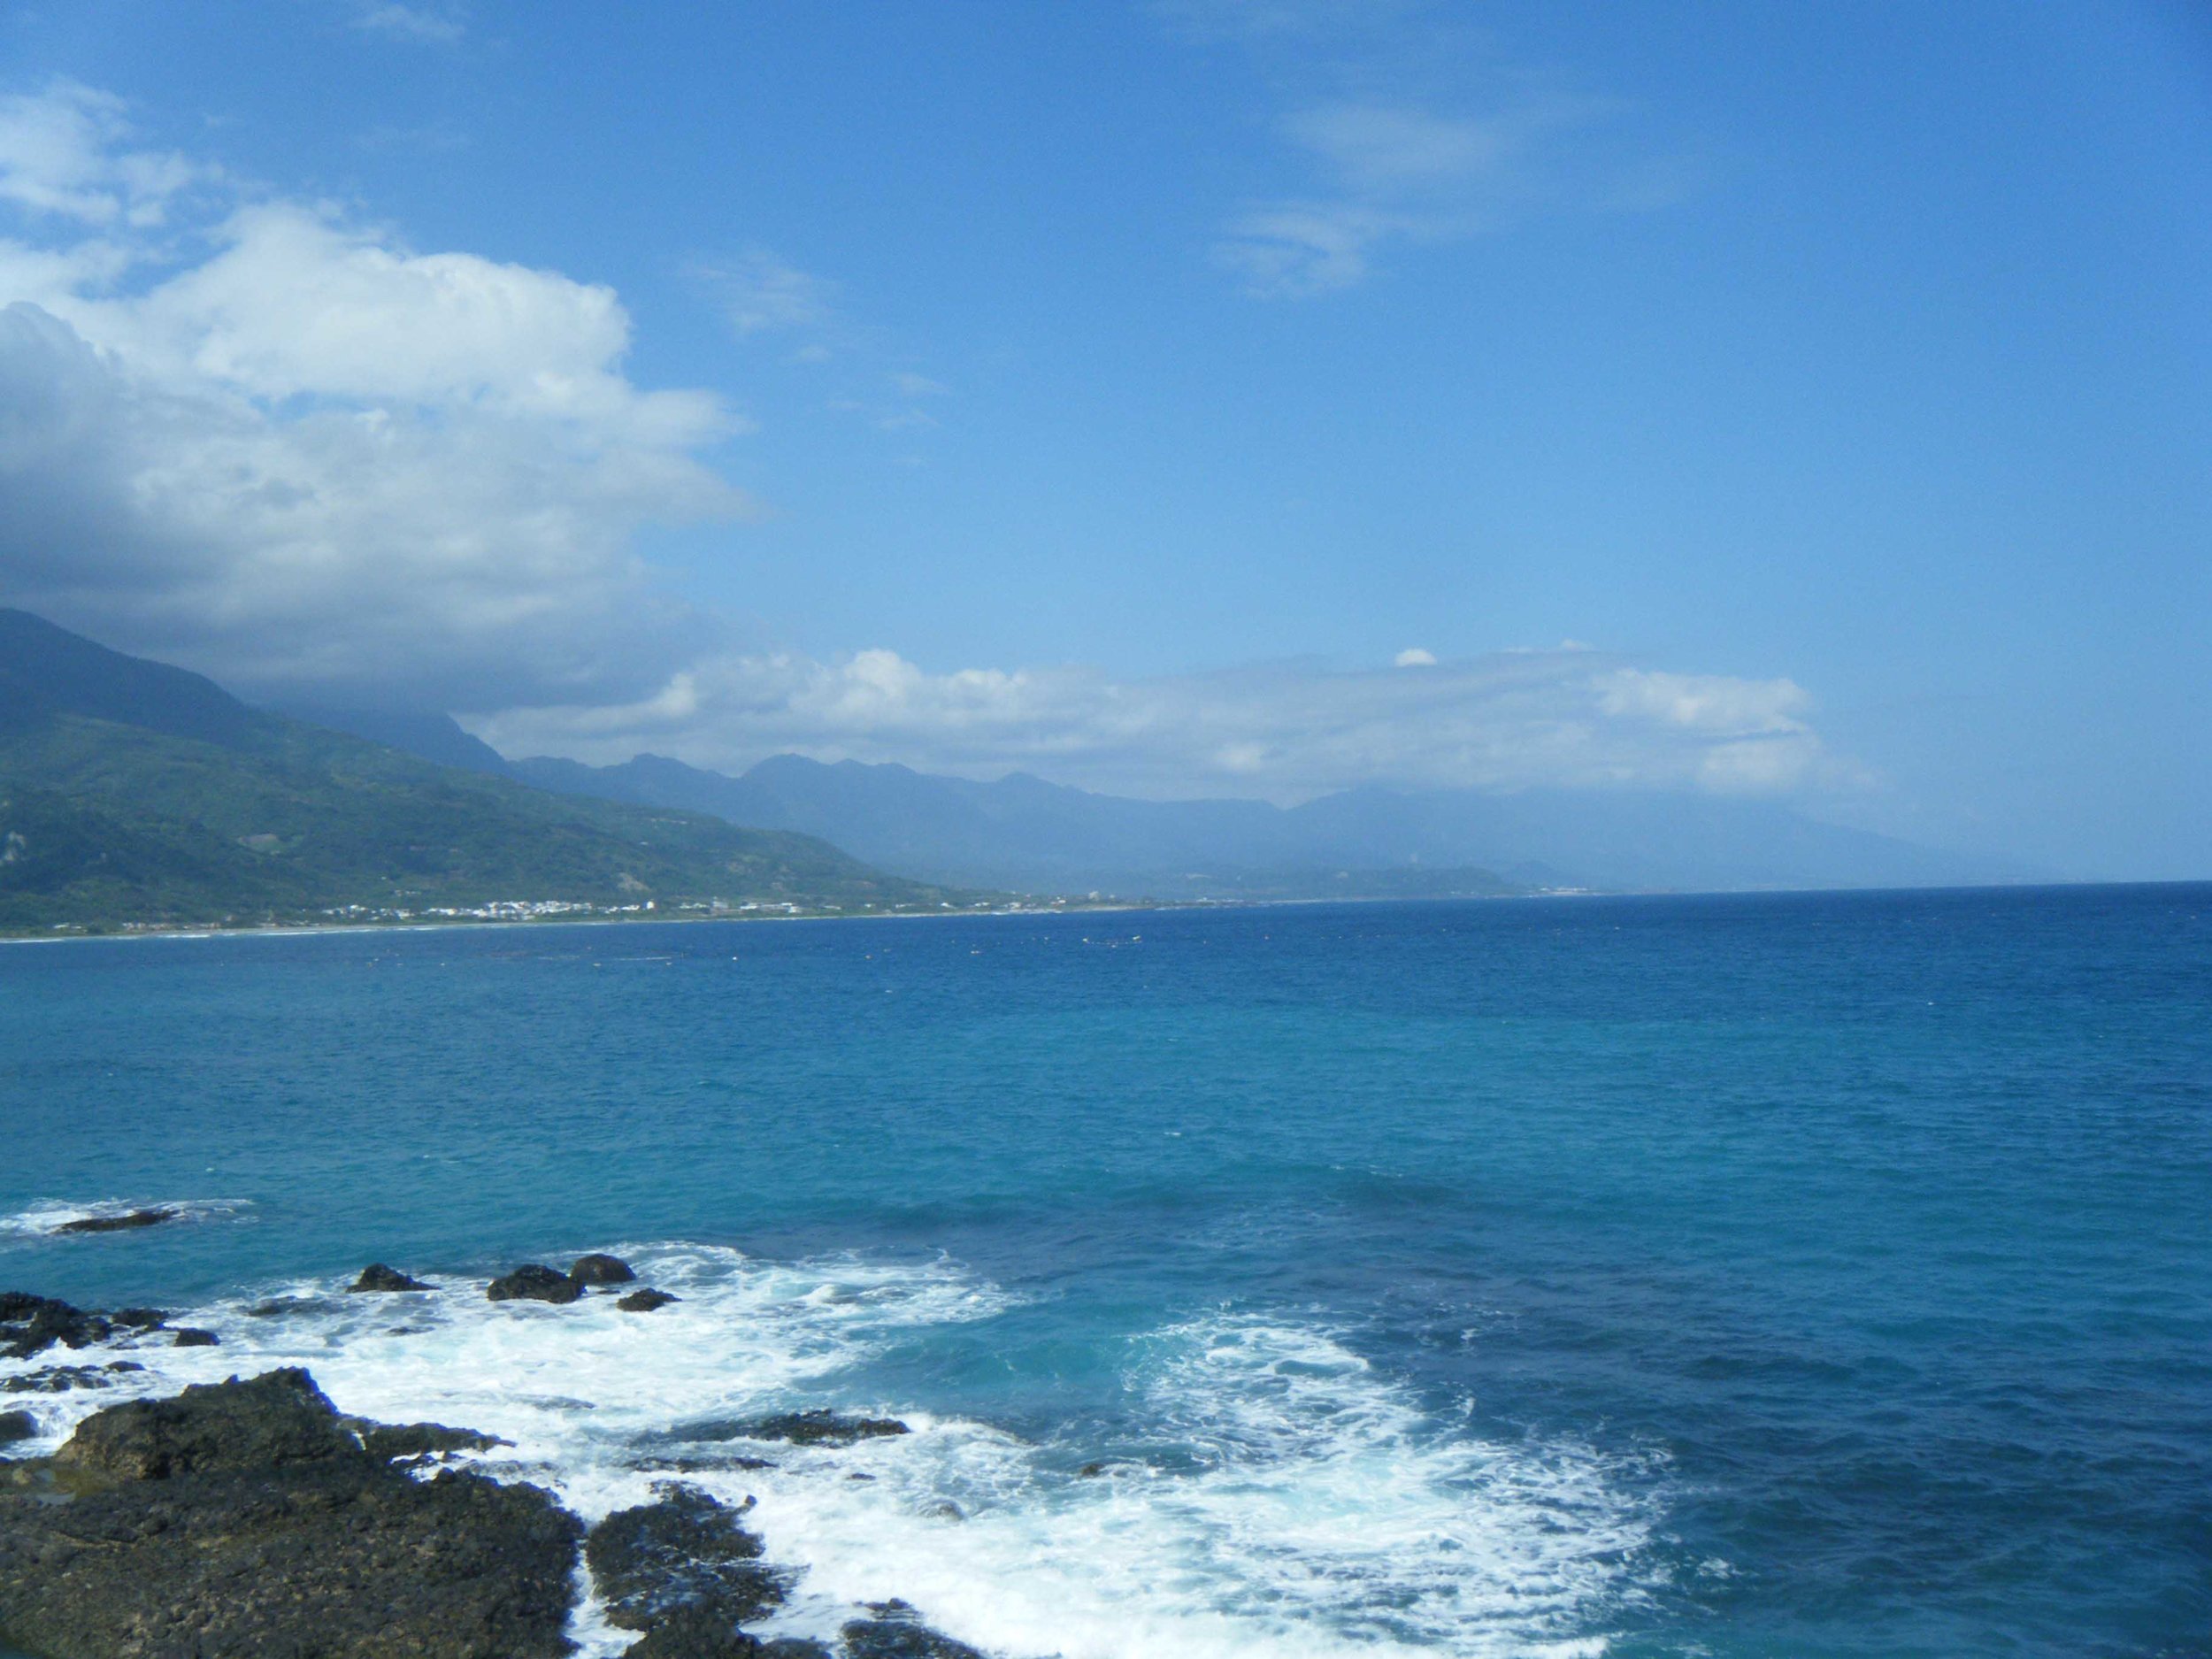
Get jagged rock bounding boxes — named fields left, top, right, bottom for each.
left=0, top=1292, right=112, bottom=1359
left=841, top=1601, right=990, bottom=1659
left=109, top=1309, right=168, bottom=1330
left=488, top=1263, right=585, bottom=1304
left=53, top=1208, right=174, bottom=1234
left=171, top=1327, right=219, bottom=1348
left=0, top=1367, right=580, bottom=1658
left=741, top=1409, right=910, bottom=1448
left=350, top=1263, right=433, bottom=1293
left=569, top=1253, right=638, bottom=1286
left=0, top=1409, right=34, bottom=1445
left=2, top=1361, right=143, bottom=1394
left=357, top=1420, right=512, bottom=1461
left=619, top=1287, right=680, bottom=1312
left=587, top=1485, right=792, bottom=1632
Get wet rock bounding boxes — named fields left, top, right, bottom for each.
left=569, top=1252, right=638, bottom=1286
left=0, top=1368, right=580, bottom=1658
left=587, top=1484, right=793, bottom=1632
left=52, top=1208, right=174, bottom=1234
left=1077, top=1462, right=1105, bottom=1477
left=109, top=1308, right=168, bottom=1331
left=2, top=1361, right=143, bottom=1394
left=841, top=1601, right=990, bottom=1659
left=171, top=1327, right=219, bottom=1348
left=488, top=1263, right=585, bottom=1304
left=0, top=1409, right=34, bottom=1445
left=357, top=1420, right=512, bottom=1461
left=620, top=1287, right=680, bottom=1312
left=0, top=1291, right=112, bottom=1359
left=618, top=1608, right=836, bottom=1659
left=741, top=1409, right=910, bottom=1448
left=350, top=1262, right=433, bottom=1293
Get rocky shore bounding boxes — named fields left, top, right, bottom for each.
left=0, top=1271, right=998, bottom=1659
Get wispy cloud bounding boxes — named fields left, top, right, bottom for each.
left=470, top=646, right=1853, bottom=804
left=1189, top=4, right=1691, bottom=296
left=689, top=248, right=835, bottom=337
left=0, top=79, right=215, bottom=227
left=353, top=4, right=465, bottom=45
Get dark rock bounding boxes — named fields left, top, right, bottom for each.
left=1077, top=1461, right=1105, bottom=1477
left=740, top=1409, right=910, bottom=1448
left=0, top=1291, right=112, bottom=1359
left=570, top=1252, right=638, bottom=1286
left=0, top=1409, right=34, bottom=1445
left=55, top=1366, right=357, bottom=1480
left=171, top=1327, right=219, bottom=1347
left=618, top=1602, right=761, bottom=1658
left=841, top=1601, right=990, bottom=1659
left=357, top=1420, right=513, bottom=1461
left=488, top=1263, right=585, bottom=1304
left=110, top=1308, right=169, bottom=1330
left=3, top=1361, right=142, bottom=1394
left=587, top=1484, right=792, bottom=1632
left=634, top=1454, right=776, bottom=1474
left=53, top=1207, right=174, bottom=1234
left=350, top=1262, right=433, bottom=1293
left=0, top=1368, right=580, bottom=1658
left=619, top=1287, right=680, bottom=1312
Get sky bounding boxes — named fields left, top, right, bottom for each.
left=0, top=1, right=2205, bottom=878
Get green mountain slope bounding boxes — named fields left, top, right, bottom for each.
left=0, top=611, right=983, bottom=932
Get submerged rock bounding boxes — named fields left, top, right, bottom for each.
left=741, top=1409, right=910, bottom=1448
left=244, top=1294, right=338, bottom=1319
left=618, top=1605, right=833, bottom=1659
left=619, top=1287, right=680, bottom=1312
left=2, top=1361, right=144, bottom=1394
left=0, top=1366, right=580, bottom=1658
left=357, top=1420, right=512, bottom=1462
left=587, top=1484, right=793, bottom=1633
left=569, top=1252, right=638, bottom=1286
left=488, top=1263, right=585, bottom=1304
left=52, top=1208, right=174, bottom=1235
left=841, top=1601, right=990, bottom=1659
left=350, top=1262, right=433, bottom=1293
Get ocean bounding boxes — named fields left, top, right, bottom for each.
left=2, top=885, right=2207, bottom=1657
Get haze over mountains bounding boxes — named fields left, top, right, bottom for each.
left=292, top=706, right=2038, bottom=899
left=0, top=611, right=972, bottom=932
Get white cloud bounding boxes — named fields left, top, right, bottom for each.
left=354, top=4, right=465, bottom=44
left=0, top=80, right=212, bottom=227
left=1394, top=647, right=1436, bottom=666
left=469, top=647, right=1847, bottom=803
left=0, top=87, right=747, bottom=705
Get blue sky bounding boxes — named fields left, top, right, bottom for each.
left=0, top=1, right=2206, bottom=876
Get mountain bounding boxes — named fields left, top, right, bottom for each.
left=467, top=748, right=2031, bottom=898
left=0, top=611, right=982, bottom=932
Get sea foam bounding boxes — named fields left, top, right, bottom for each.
left=0, top=1246, right=1658, bottom=1657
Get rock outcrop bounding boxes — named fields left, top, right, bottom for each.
left=741, top=1409, right=910, bottom=1448
left=841, top=1601, right=991, bottom=1659
left=52, top=1210, right=174, bottom=1235
left=569, top=1253, right=638, bottom=1286
left=0, top=1367, right=580, bottom=1658
left=620, top=1288, right=680, bottom=1312
left=487, top=1263, right=584, bottom=1304
left=349, top=1263, right=433, bottom=1293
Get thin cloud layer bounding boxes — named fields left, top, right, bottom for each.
left=470, top=647, right=1847, bottom=803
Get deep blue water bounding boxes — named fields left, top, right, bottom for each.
left=2, top=886, right=2208, bottom=1658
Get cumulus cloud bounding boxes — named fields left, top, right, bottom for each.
left=0, top=87, right=747, bottom=705
left=469, top=646, right=1846, bottom=803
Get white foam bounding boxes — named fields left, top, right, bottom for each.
left=0, top=1251, right=1660, bottom=1658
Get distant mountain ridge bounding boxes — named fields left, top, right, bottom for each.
left=0, top=611, right=977, bottom=931
left=284, top=706, right=2035, bottom=897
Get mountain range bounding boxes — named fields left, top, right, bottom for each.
left=289, top=707, right=2037, bottom=898
left=0, top=611, right=977, bottom=932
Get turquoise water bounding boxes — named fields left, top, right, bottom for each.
left=2, top=886, right=2208, bottom=1657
